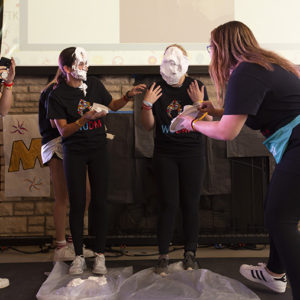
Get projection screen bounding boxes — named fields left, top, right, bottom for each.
left=2, top=0, right=300, bottom=67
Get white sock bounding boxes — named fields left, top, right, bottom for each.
left=56, top=240, right=67, bottom=249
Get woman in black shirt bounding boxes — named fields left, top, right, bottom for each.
left=39, top=69, right=94, bottom=261
left=47, top=47, right=145, bottom=275
left=177, top=21, right=300, bottom=299
left=141, top=44, right=211, bottom=275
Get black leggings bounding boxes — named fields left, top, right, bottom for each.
left=153, top=154, right=205, bottom=254
left=265, top=124, right=300, bottom=300
left=63, top=146, right=108, bottom=255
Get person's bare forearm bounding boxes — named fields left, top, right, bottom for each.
left=0, top=87, right=13, bottom=116
left=141, top=109, right=155, bottom=131
left=108, top=97, right=129, bottom=111
left=55, top=117, right=87, bottom=138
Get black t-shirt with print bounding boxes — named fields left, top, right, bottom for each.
left=152, top=76, right=208, bottom=156
left=47, top=76, right=112, bottom=152
left=38, top=83, right=60, bottom=145
left=224, top=62, right=300, bottom=137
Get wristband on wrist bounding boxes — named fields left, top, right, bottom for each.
left=125, top=90, right=134, bottom=99
left=3, top=81, right=13, bottom=90
left=142, top=100, right=153, bottom=108
left=75, top=118, right=86, bottom=127
left=191, top=112, right=208, bottom=131
left=142, top=103, right=152, bottom=111
left=3, top=81, right=13, bottom=87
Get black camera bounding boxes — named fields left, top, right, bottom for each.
left=0, top=57, right=11, bottom=69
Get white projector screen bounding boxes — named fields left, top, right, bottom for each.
left=2, top=0, right=300, bottom=67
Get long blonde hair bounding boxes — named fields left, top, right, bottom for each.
left=209, top=21, right=300, bottom=103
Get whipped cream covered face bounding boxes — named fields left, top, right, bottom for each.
left=160, top=46, right=189, bottom=85
left=71, top=47, right=89, bottom=81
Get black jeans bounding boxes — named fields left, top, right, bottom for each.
left=265, top=124, right=300, bottom=299
left=153, top=153, right=205, bottom=254
left=63, top=145, right=108, bottom=255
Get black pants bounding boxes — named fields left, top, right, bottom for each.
left=265, top=124, right=300, bottom=299
left=153, top=153, right=205, bottom=254
left=63, top=145, right=108, bottom=255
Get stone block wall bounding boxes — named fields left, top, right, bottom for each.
left=0, top=73, right=216, bottom=239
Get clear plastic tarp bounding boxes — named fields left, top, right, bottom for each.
left=36, top=262, right=260, bottom=300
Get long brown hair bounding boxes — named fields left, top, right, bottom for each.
left=42, top=68, right=61, bottom=92
left=209, top=21, right=300, bottom=103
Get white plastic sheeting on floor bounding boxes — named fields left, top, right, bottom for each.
left=36, top=261, right=260, bottom=300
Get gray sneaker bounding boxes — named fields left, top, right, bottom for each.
left=183, top=251, right=199, bottom=270
left=155, top=257, right=169, bottom=276
left=69, top=255, right=86, bottom=275
left=92, top=253, right=107, bottom=275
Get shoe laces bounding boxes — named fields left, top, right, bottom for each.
left=95, top=253, right=105, bottom=263
left=257, top=262, right=266, bottom=268
left=245, top=262, right=266, bottom=269
left=71, top=255, right=84, bottom=267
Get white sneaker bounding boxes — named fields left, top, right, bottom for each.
left=240, top=263, right=287, bottom=293
left=0, top=278, right=9, bottom=289
left=69, top=255, right=87, bottom=275
left=53, top=245, right=75, bottom=261
left=92, top=253, right=107, bottom=275
left=67, top=242, right=95, bottom=258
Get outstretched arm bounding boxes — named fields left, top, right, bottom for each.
left=177, top=113, right=247, bottom=141
left=108, top=84, right=146, bottom=111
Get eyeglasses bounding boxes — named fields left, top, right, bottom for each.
left=206, top=45, right=212, bottom=54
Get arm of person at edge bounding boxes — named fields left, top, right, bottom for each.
left=0, top=58, right=16, bottom=116
left=141, top=82, right=162, bottom=131
left=187, top=80, right=213, bottom=121
left=179, top=83, right=247, bottom=140
left=108, top=83, right=147, bottom=111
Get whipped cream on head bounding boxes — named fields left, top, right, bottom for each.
left=160, top=46, right=189, bottom=85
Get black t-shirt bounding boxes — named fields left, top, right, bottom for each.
left=152, top=76, right=208, bottom=156
left=38, top=83, right=60, bottom=145
left=47, top=76, right=112, bottom=152
left=224, top=62, right=300, bottom=137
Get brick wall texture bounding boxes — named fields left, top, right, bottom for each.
left=0, top=74, right=215, bottom=238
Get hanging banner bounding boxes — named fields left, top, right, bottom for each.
left=3, top=114, right=50, bottom=197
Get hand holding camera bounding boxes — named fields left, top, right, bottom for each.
left=0, top=57, right=16, bottom=84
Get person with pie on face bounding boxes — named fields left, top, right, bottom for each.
left=47, top=47, right=146, bottom=275
left=141, top=44, right=212, bottom=276
left=39, top=68, right=94, bottom=262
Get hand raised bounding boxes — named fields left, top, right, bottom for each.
left=144, top=82, right=162, bottom=104
left=187, top=80, right=205, bottom=104
left=127, top=83, right=147, bottom=97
